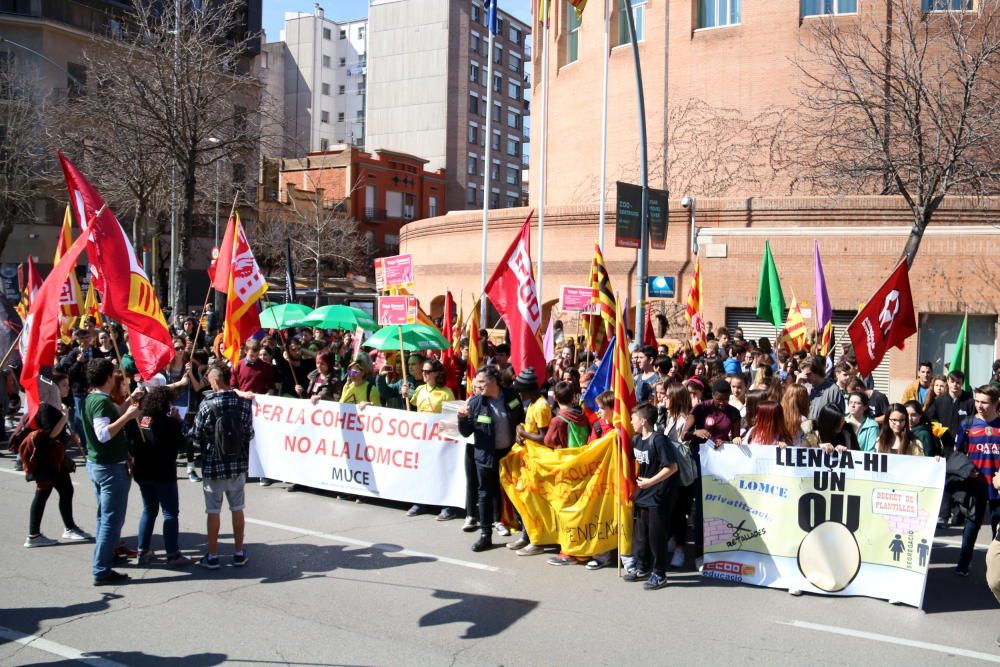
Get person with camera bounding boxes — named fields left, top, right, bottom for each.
left=82, top=358, right=142, bottom=586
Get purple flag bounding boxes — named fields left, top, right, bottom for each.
left=813, top=241, right=833, bottom=355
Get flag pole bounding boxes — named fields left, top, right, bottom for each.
left=614, top=423, right=621, bottom=578
left=623, top=0, right=649, bottom=344
left=597, top=0, right=610, bottom=251
left=536, top=0, right=551, bottom=309
left=398, top=327, right=410, bottom=412
left=479, top=2, right=496, bottom=325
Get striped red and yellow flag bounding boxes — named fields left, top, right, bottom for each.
left=569, top=0, right=587, bottom=19
left=466, top=298, right=483, bottom=395
left=778, top=296, right=809, bottom=355
left=610, top=299, right=637, bottom=502
left=588, top=244, right=616, bottom=338
left=819, top=321, right=833, bottom=357
left=684, top=257, right=708, bottom=356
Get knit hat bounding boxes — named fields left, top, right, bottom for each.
left=513, top=367, right=539, bottom=391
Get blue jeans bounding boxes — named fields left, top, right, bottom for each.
left=137, top=479, right=180, bottom=556
left=87, top=461, right=131, bottom=579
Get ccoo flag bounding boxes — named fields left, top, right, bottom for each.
left=218, top=214, right=268, bottom=366
left=847, top=261, right=917, bottom=378
left=484, top=211, right=546, bottom=385
left=58, top=151, right=173, bottom=380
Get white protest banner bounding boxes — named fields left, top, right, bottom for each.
left=249, top=394, right=467, bottom=506
left=700, top=445, right=945, bottom=608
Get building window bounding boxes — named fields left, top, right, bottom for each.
left=490, top=161, right=499, bottom=180
left=339, top=29, right=347, bottom=39
left=357, top=80, right=365, bottom=94
left=801, top=0, right=857, bottom=15
left=468, top=124, right=479, bottom=143
left=469, top=94, right=479, bottom=114
left=385, top=233, right=400, bottom=249
left=618, top=0, right=648, bottom=43
left=403, top=194, right=415, bottom=220
left=510, top=26, right=522, bottom=44
left=323, top=55, right=331, bottom=68
left=467, top=154, right=478, bottom=175
left=323, top=27, right=332, bottom=40
left=467, top=184, right=478, bottom=205
left=359, top=26, right=365, bottom=40
left=321, top=110, right=330, bottom=123
left=567, top=10, right=581, bottom=64
left=472, top=4, right=481, bottom=22
left=506, top=137, right=520, bottom=156
left=492, top=130, right=502, bottom=150
left=429, top=195, right=439, bottom=217
left=320, top=138, right=330, bottom=151
left=339, top=57, right=346, bottom=66
left=387, top=191, right=403, bottom=218
left=507, top=80, right=521, bottom=99
left=507, top=110, right=521, bottom=129
left=365, top=184, right=376, bottom=211
left=923, top=0, right=972, bottom=9
left=471, top=33, right=480, bottom=52
left=338, top=84, right=345, bottom=94
left=697, top=0, right=739, bottom=29
left=506, top=194, right=520, bottom=207
left=509, top=53, right=522, bottom=73
left=337, top=112, right=345, bottom=122
left=918, top=314, right=997, bottom=386
left=493, top=72, right=502, bottom=92
left=493, top=102, right=502, bottom=121
left=356, top=109, right=364, bottom=121
left=321, top=82, right=330, bottom=95
left=506, top=165, right=519, bottom=185
left=470, top=62, right=480, bottom=83
left=490, top=191, right=501, bottom=207
left=494, top=45, right=503, bottom=65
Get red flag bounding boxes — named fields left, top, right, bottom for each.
left=642, top=307, right=657, bottom=348
left=484, top=212, right=546, bottom=385
left=442, top=292, right=455, bottom=344
left=847, top=261, right=917, bottom=377
left=58, top=152, right=173, bottom=380
left=211, top=215, right=237, bottom=292
left=440, top=291, right=460, bottom=394
left=20, top=232, right=89, bottom=416
left=221, top=214, right=268, bottom=366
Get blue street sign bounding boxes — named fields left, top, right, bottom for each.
left=647, top=275, right=675, bottom=298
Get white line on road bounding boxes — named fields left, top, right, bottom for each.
left=936, top=537, right=989, bottom=552
left=246, top=517, right=500, bottom=572
left=0, top=625, right=128, bottom=667
left=777, top=620, right=1000, bottom=663
left=0, top=466, right=79, bottom=485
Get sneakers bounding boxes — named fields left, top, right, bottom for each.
left=93, top=570, right=130, bottom=586
left=507, top=536, right=529, bottom=551
left=461, top=517, right=480, bottom=533
left=471, top=535, right=493, bottom=552
left=61, top=528, right=93, bottom=541
left=167, top=554, right=192, bottom=567
left=670, top=547, right=685, bottom=569
left=188, top=470, right=202, bottom=483
left=788, top=588, right=804, bottom=596
left=623, top=568, right=650, bottom=582
left=516, top=544, right=545, bottom=557
left=259, top=478, right=273, bottom=487
left=494, top=522, right=512, bottom=537
left=233, top=551, right=248, bottom=567
left=695, top=557, right=704, bottom=572
left=24, top=534, right=58, bottom=548
left=436, top=507, right=458, bottom=521
left=406, top=504, right=423, bottom=517
left=196, top=554, right=221, bottom=570
left=138, top=550, right=156, bottom=565
left=955, top=565, right=970, bottom=577
left=586, top=558, right=609, bottom=571
left=644, top=573, right=669, bottom=590
left=547, top=554, right=576, bottom=566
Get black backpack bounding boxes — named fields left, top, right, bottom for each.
left=213, top=406, right=245, bottom=462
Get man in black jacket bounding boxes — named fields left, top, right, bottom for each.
left=928, top=370, right=975, bottom=436
left=458, top=365, right=525, bottom=552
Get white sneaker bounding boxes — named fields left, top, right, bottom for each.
left=667, top=537, right=677, bottom=552
left=670, top=547, right=685, bottom=568
left=461, top=517, right=480, bottom=533
left=788, top=588, right=803, bottom=596
left=62, top=528, right=93, bottom=541
left=494, top=522, right=511, bottom=537
left=695, top=557, right=704, bottom=572
left=24, top=534, right=58, bottom=548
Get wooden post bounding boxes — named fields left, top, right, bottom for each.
left=398, top=326, right=410, bottom=412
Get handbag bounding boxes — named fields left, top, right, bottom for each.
left=668, top=438, right=698, bottom=487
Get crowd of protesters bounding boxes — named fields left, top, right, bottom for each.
left=3, top=312, right=999, bottom=606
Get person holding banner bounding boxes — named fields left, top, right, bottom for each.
left=876, top=405, right=924, bottom=457
left=459, top=366, right=524, bottom=553
left=298, top=352, right=343, bottom=404
left=340, top=361, right=381, bottom=406
left=404, top=359, right=457, bottom=521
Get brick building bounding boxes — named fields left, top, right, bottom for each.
left=267, top=145, right=446, bottom=257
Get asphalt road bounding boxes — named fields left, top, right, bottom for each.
left=0, top=456, right=997, bottom=667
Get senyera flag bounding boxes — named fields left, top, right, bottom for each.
left=20, top=231, right=89, bottom=416
left=848, top=260, right=917, bottom=378
left=58, top=151, right=173, bottom=380
left=484, top=211, right=546, bottom=386
left=216, top=213, right=267, bottom=366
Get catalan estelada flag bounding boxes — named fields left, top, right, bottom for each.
left=610, top=299, right=637, bottom=503
left=588, top=243, right=616, bottom=336
left=684, top=257, right=708, bottom=356
left=778, top=295, right=809, bottom=355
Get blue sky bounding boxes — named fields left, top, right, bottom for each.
left=263, top=0, right=533, bottom=41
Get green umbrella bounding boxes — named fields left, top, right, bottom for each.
left=300, top=304, right=377, bottom=331
left=363, top=324, right=450, bottom=351
left=259, top=303, right=313, bottom=329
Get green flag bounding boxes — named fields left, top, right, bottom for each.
left=756, top=240, right=786, bottom=329
left=948, top=314, right=971, bottom=391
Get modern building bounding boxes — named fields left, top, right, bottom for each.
left=401, top=0, right=1000, bottom=396
left=263, top=6, right=367, bottom=157
left=365, top=0, right=530, bottom=212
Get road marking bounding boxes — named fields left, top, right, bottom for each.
left=936, top=537, right=989, bottom=552
left=0, top=625, right=128, bottom=667
left=777, top=620, right=1000, bottom=663
left=246, top=517, right=500, bottom=572
left=0, top=466, right=79, bottom=485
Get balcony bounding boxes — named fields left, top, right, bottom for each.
left=364, top=207, right=386, bottom=222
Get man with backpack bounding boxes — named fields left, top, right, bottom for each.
left=193, top=364, right=254, bottom=569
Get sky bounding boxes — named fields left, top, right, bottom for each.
left=263, top=0, right=533, bottom=41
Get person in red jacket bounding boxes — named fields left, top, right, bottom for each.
left=231, top=340, right=275, bottom=395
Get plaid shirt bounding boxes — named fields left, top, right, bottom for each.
left=194, top=389, right=254, bottom=481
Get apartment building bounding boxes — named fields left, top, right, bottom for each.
left=365, top=0, right=530, bottom=212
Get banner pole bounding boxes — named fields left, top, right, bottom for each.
left=615, top=426, right=621, bottom=578
left=398, top=326, right=410, bottom=412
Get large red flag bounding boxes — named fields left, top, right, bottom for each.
left=642, top=307, right=657, bottom=348
left=20, top=232, right=89, bottom=416
left=58, top=152, right=172, bottom=380
left=221, top=214, right=268, bottom=366
left=484, top=212, right=546, bottom=385
left=847, top=261, right=917, bottom=377
left=440, top=291, right=461, bottom=394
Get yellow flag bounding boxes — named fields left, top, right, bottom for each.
left=500, top=433, right=632, bottom=557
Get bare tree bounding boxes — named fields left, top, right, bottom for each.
left=794, top=0, right=1000, bottom=264
left=0, top=57, right=52, bottom=257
